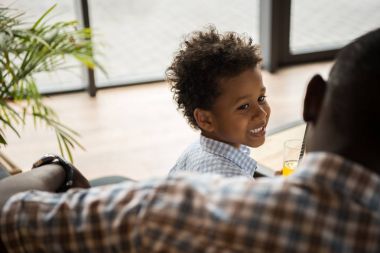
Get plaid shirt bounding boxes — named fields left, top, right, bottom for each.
left=1, top=152, right=380, bottom=252
left=169, top=135, right=257, bottom=178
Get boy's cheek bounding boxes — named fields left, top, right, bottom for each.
left=262, top=105, right=271, bottom=119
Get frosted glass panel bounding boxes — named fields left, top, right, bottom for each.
left=90, top=0, right=260, bottom=87
left=2, top=0, right=84, bottom=93
left=290, top=0, right=380, bottom=54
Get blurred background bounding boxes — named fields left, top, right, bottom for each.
left=1, top=0, right=379, bottom=180
left=3, top=0, right=379, bottom=92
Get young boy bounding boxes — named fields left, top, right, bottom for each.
left=166, top=26, right=270, bottom=179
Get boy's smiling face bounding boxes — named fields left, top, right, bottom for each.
left=201, top=67, right=270, bottom=148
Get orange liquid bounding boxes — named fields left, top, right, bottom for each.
left=282, top=160, right=298, bottom=176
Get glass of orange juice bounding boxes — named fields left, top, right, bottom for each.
left=282, top=139, right=302, bottom=176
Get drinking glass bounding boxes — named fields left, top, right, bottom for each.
left=282, top=139, right=303, bottom=176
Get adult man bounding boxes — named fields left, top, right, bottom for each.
left=1, top=28, right=380, bottom=252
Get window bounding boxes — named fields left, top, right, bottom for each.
left=290, top=0, right=380, bottom=54
left=3, top=0, right=85, bottom=93
left=90, top=0, right=260, bottom=87
left=259, top=0, right=380, bottom=72
left=4, top=0, right=378, bottom=89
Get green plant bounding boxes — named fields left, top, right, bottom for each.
left=0, top=4, right=100, bottom=161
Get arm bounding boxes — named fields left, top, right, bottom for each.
left=0, top=175, right=260, bottom=252
left=0, top=164, right=64, bottom=209
left=0, top=160, right=89, bottom=253
left=0, top=165, right=65, bottom=253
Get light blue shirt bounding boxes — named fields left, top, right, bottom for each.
left=169, top=135, right=257, bottom=178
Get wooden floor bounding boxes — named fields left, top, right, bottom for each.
left=2, top=61, right=332, bottom=180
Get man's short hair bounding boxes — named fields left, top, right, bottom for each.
left=326, top=28, right=380, bottom=144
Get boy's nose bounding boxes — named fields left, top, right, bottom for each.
left=252, top=104, right=268, bottom=118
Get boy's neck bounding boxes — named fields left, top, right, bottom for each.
left=200, top=132, right=241, bottom=149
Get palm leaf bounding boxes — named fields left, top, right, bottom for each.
left=31, top=4, right=57, bottom=30
left=0, top=5, right=102, bottom=161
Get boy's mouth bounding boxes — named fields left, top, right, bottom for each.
left=249, top=126, right=266, bottom=136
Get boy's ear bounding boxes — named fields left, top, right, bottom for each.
left=303, top=74, right=327, bottom=124
left=194, top=108, right=214, bottom=132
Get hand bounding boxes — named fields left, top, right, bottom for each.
left=32, top=154, right=91, bottom=191
left=274, top=170, right=282, bottom=176
left=70, top=164, right=91, bottom=189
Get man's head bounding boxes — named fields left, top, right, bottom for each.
left=167, top=26, right=269, bottom=148
left=304, top=28, right=380, bottom=171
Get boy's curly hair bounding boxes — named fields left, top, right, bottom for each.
left=166, top=26, right=262, bottom=129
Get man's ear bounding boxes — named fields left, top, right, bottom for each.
left=303, top=74, right=327, bottom=124
left=194, top=108, right=214, bottom=132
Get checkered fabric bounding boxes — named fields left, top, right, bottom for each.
left=1, top=152, right=380, bottom=252
left=169, top=135, right=257, bottom=178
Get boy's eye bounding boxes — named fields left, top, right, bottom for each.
left=237, top=104, right=249, bottom=110
left=258, top=96, right=267, bottom=104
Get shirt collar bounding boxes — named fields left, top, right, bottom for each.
left=296, top=152, right=380, bottom=212
left=200, top=135, right=257, bottom=175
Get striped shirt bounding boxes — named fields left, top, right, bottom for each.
left=169, top=135, right=257, bottom=178
left=1, top=152, right=380, bottom=252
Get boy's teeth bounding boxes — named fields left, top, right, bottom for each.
left=250, top=127, right=264, bottom=134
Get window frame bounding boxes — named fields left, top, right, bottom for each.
left=259, top=0, right=339, bottom=72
